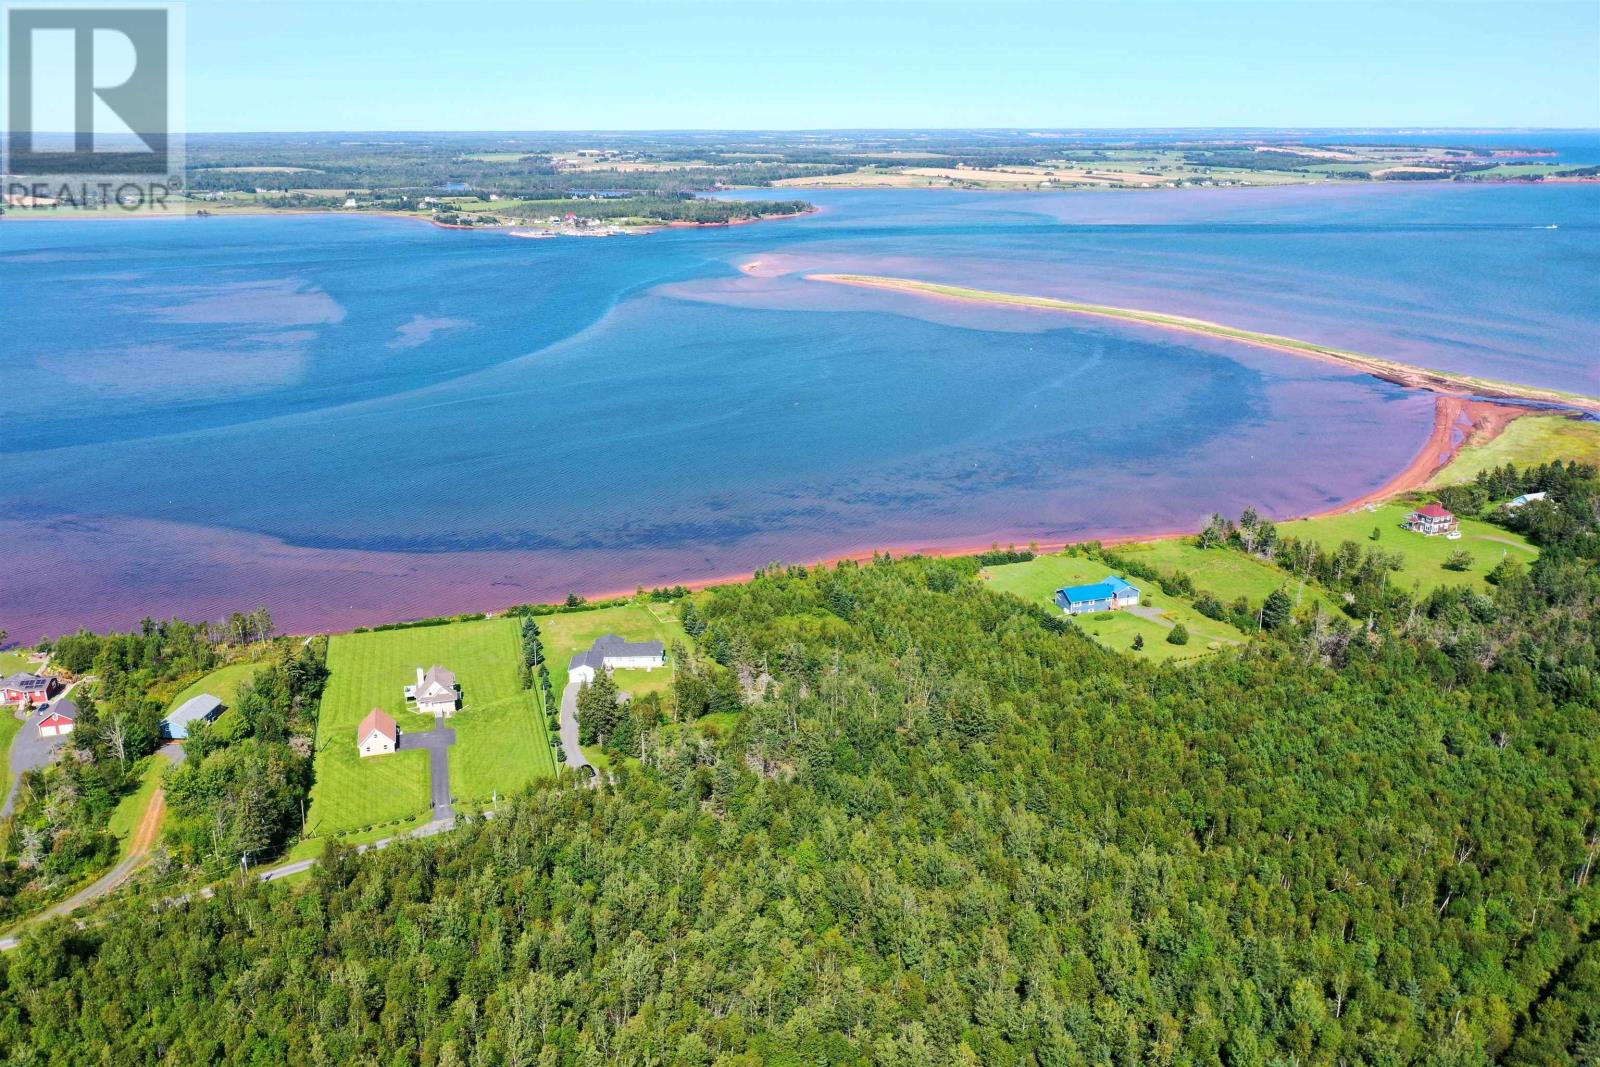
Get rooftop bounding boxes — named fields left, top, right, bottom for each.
left=166, top=692, right=223, bottom=727
left=1414, top=503, right=1454, bottom=519
left=570, top=633, right=667, bottom=671
left=42, top=699, right=77, bottom=722
left=359, top=707, right=398, bottom=743
left=1, top=673, right=49, bottom=691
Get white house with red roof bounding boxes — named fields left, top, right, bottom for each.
left=1406, top=503, right=1459, bottom=537
left=357, top=707, right=399, bottom=757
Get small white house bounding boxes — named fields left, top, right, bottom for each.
left=413, top=666, right=459, bottom=717
left=568, top=634, right=667, bottom=685
left=357, top=707, right=398, bottom=757
left=37, top=699, right=77, bottom=738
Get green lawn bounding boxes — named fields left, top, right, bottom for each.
left=1428, top=415, right=1600, bottom=488
left=982, top=554, right=1244, bottom=662
left=537, top=602, right=691, bottom=701
left=1275, top=501, right=1538, bottom=592
left=307, top=618, right=554, bottom=836
left=107, top=755, right=168, bottom=860
left=0, top=651, right=35, bottom=676
left=0, top=711, right=21, bottom=803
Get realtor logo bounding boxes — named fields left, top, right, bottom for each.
left=3, top=3, right=184, bottom=210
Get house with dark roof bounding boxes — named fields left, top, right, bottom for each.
left=163, top=693, right=224, bottom=739
left=1056, top=575, right=1142, bottom=616
left=1, top=672, right=57, bottom=708
left=37, top=699, right=77, bottom=738
left=568, top=634, right=667, bottom=684
left=357, top=708, right=399, bottom=757
left=1406, top=503, right=1459, bottom=537
left=412, top=666, right=459, bottom=717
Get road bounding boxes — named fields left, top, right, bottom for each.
left=558, top=680, right=593, bottom=775
left=396, top=719, right=457, bottom=825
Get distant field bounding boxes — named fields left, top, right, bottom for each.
left=982, top=554, right=1243, bottom=662
left=307, top=618, right=553, bottom=836
left=538, top=602, right=691, bottom=701
left=1429, top=415, right=1600, bottom=487
left=1275, top=502, right=1537, bottom=592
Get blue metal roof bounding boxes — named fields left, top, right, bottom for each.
left=1059, top=582, right=1117, bottom=603
left=1104, top=576, right=1138, bottom=594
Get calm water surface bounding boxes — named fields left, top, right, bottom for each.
left=2, top=181, right=1596, bottom=633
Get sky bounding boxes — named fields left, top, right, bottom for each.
left=173, top=0, right=1600, bottom=131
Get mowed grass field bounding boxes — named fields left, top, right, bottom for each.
left=1428, top=416, right=1600, bottom=488
left=982, top=554, right=1243, bottom=663
left=1275, top=502, right=1537, bottom=592
left=307, top=618, right=554, bottom=836
left=538, top=602, right=692, bottom=701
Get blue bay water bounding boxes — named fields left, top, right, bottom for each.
left=1, top=180, right=1596, bottom=633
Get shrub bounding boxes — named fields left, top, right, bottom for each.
left=1167, top=623, right=1190, bottom=646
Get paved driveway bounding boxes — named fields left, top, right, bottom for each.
left=397, top=721, right=456, bottom=824
left=558, top=681, right=593, bottom=776
left=1, top=697, right=74, bottom=818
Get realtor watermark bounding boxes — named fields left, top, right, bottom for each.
left=2, top=2, right=185, bottom=215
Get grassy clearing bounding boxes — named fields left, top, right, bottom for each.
left=1429, top=415, right=1600, bottom=488
left=308, top=618, right=553, bottom=836
left=537, top=602, right=692, bottom=702
left=982, top=554, right=1243, bottom=662
left=107, top=755, right=168, bottom=860
left=1117, top=539, right=1341, bottom=615
left=0, top=651, right=35, bottom=676
left=165, top=661, right=262, bottom=741
left=1276, top=502, right=1536, bottom=593
left=283, top=813, right=432, bottom=863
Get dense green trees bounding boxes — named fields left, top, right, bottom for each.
left=1, top=465, right=1597, bottom=1063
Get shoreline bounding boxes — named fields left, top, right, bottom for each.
left=805, top=273, right=1600, bottom=416
left=577, top=393, right=1524, bottom=606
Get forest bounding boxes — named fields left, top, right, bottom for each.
left=0, top=460, right=1596, bottom=1064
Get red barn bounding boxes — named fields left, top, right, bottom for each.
left=37, top=700, right=77, bottom=738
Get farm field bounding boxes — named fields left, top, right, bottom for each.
left=537, top=602, right=692, bottom=701
left=307, top=618, right=553, bottom=837
left=1428, top=415, right=1600, bottom=487
left=982, top=554, right=1243, bottom=662
left=1275, top=502, right=1537, bottom=592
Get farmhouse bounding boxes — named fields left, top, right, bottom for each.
left=163, top=693, right=224, bottom=739
left=1, top=672, right=57, bottom=708
left=37, top=699, right=77, bottom=738
left=357, top=708, right=399, bottom=757
left=1406, top=503, right=1459, bottom=537
left=1056, top=576, right=1142, bottom=616
left=568, top=634, right=667, bottom=684
left=411, top=665, right=460, bottom=717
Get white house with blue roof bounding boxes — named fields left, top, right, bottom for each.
left=1055, top=575, right=1141, bottom=615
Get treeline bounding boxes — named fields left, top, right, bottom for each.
left=3, top=461, right=1598, bottom=1062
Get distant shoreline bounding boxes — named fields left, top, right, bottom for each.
left=805, top=273, right=1600, bottom=415
left=577, top=396, right=1541, bottom=607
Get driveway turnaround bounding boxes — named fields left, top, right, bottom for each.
left=396, top=721, right=457, bottom=825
